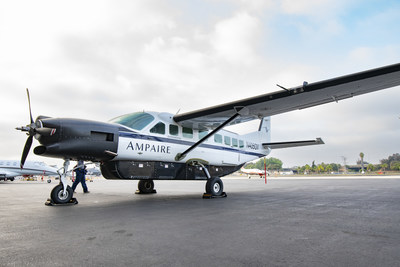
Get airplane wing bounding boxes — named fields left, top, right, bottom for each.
left=0, top=169, right=19, bottom=178
left=173, top=63, right=400, bottom=129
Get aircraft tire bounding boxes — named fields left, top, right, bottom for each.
left=138, top=180, right=154, bottom=194
left=50, top=184, right=73, bottom=204
left=205, top=177, right=223, bottom=196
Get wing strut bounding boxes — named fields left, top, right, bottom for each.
left=175, top=108, right=243, bottom=161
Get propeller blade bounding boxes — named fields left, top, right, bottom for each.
left=21, top=135, right=33, bottom=169
left=26, top=88, right=34, bottom=124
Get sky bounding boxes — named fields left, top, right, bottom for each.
left=0, top=0, right=399, bottom=168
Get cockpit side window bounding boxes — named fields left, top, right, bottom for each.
left=150, top=122, right=166, bottom=135
left=109, top=112, right=155, bottom=131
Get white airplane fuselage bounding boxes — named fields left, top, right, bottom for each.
left=113, top=112, right=271, bottom=166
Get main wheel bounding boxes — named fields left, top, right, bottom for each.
left=205, top=177, right=224, bottom=196
left=50, top=184, right=73, bottom=204
left=138, top=180, right=154, bottom=194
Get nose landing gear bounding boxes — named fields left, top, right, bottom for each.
left=45, top=160, right=78, bottom=206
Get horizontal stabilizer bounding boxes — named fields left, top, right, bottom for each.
left=263, top=138, right=324, bottom=149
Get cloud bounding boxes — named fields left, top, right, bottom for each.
left=211, top=12, right=261, bottom=65
left=279, top=0, right=349, bottom=17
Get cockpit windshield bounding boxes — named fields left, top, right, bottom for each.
left=110, top=112, right=155, bottom=131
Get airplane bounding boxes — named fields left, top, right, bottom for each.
left=0, top=160, right=58, bottom=181
left=240, top=168, right=269, bottom=178
left=16, top=63, right=400, bottom=204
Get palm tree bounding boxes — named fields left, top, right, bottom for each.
left=381, top=163, right=388, bottom=172
left=360, top=152, right=365, bottom=174
left=326, top=164, right=333, bottom=174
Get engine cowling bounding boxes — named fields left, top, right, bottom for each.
left=33, top=117, right=119, bottom=161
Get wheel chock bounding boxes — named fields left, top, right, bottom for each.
left=45, top=198, right=78, bottom=206
left=135, top=189, right=157, bottom=194
left=202, top=192, right=227, bottom=199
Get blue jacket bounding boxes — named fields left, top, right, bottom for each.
left=75, top=167, right=87, bottom=179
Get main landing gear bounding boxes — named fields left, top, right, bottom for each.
left=197, top=162, right=227, bottom=198
left=136, top=179, right=157, bottom=194
left=203, top=177, right=227, bottom=198
left=46, top=160, right=77, bottom=206
left=205, top=177, right=224, bottom=196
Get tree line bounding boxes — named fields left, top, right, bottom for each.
left=379, top=153, right=400, bottom=171
left=244, top=153, right=400, bottom=173
left=244, top=157, right=283, bottom=171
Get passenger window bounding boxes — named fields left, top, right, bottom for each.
left=239, top=140, right=244, bottom=148
left=182, top=127, right=193, bottom=139
left=232, top=138, right=238, bottom=147
left=169, top=125, right=179, bottom=136
left=224, top=136, right=231, bottom=146
left=199, top=130, right=208, bottom=140
left=150, top=122, right=165, bottom=135
left=214, top=134, right=222, bottom=143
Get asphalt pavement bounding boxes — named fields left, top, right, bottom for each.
left=1, top=176, right=399, bottom=266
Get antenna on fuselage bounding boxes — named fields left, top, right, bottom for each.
left=176, top=108, right=180, bottom=115
left=276, top=84, right=290, bottom=92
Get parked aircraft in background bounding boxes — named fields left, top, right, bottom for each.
left=16, top=63, right=400, bottom=204
left=240, top=168, right=268, bottom=178
left=0, top=160, right=58, bottom=181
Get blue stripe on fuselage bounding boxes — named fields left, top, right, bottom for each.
left=118, top=131, right=264, bottom=157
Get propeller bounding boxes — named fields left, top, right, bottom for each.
left=27, top=88, right=34, bottom=124
left=16, top=89, right=55, bottom=168
left=21, top=135, right=33, bottom=169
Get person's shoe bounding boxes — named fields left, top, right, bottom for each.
left=84, top=191, right=90, bottom=193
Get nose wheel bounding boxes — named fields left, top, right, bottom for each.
left=50, top=184, right=73, bottom=204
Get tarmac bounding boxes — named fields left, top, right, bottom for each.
left=1, top=176, right=400, bottom=267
